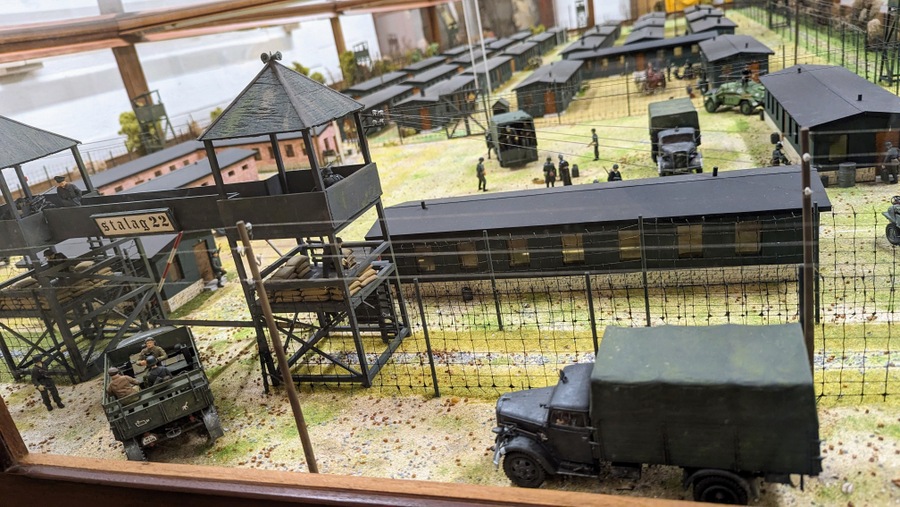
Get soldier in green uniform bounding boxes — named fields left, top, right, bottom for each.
left=476, top=157, right=487, bottom=191
left=31, top=355, right=64, bottom=411
left=54, top=176, right=82, bottom=207
left=144, top=355, right=173, bottom=387
left=543, top=156, right=557, bottom=188
left=137, top=337, right=167, bottom=367
left=589, top=129, right=599, bottom=161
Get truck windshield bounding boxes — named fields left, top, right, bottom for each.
left=661, top=132, right=694, bottom=144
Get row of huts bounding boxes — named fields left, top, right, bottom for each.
left=350, top=27, right=568, bottom=132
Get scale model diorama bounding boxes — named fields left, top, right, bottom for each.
left=492, top=324, right=822, bottom=505
left=648, top=98, right=703, bottom=176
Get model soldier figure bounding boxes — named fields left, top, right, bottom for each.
left=209, top=248, right=227, bottom=287
left=589, top=128, right=599, bottom=161
left=607, top=163, right=622, bottom=181
left=321, top=165, right=344, bottom=187
left=32, top=355, right=64, bottom=411
left=558, top=154, right=572, bottom=186
left=106, top=367, right=141, bottom=399
left=485, top=131, right=495, bottom=159
left=54, top=176, right=82, bottom=206
left=476, top=157, right=487, bottom=192
left=543, top=156, right=557, bottom=187
left=144, top=355, right=172, bottom=387
left=771, top=142, right=790, bottom=166
left=883, top=141, right=900, bottom=184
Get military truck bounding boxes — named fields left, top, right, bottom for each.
left=492, top=324, right=822, bottom=505
left=648, top=98, right=703, bottom=176
left=102, top=326, right=224, bottom=461
left=704, top=80, right=766, bottom=115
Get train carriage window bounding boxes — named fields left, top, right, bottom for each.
left=735, top=221, right=761, bottom=255
left=508, top=238, right=530, bottom=267
left=415, top=245, right=436, bottom=272
left=677, top=224, right=703, bottom=258
left=691, top=44, right=699, bottom=54
left=561, top=234, right=584, bottom=264
left=457, top=241, right=478, bottom=269
left=674, top=47, right=683, bottom=57
left=601, top=58, right=608, bottom=68
left=618, top=230, right=641, bottom=260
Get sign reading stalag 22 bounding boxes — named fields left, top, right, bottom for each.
left=92, top=208, right=179, bottom=237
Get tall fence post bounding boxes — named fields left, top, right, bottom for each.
left=625, top=75, right=631, bottom=117
left=585, top=273, right=599, bottom=354
left=413, top=278, right=440, bottom=398
left=483, top=230, right=504, bottom=331
left=639, top=216, right=651, bottom=327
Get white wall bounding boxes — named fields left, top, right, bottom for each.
left=553, top=0, right=630, bottom=29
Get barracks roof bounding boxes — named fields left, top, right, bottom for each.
left=402, top=56, right=447, bottom=74
left=199, top=60, right=362, bottom=141
left=359, top=84, right=414, bottom=110
left=624, top=26, right=665, bottom=44
left=504, top=41, right=539, bottom=55
left=342, top=71, right=408, bottom=95
left=513, top=60, right=584, bottom=89
left=395, top=75, right=476, bottom=105
left=124, top=148, right=255, bottom=193
left=366, top=166, right=832, bottom=239
left=699, top=35, right=774, bottom=62
left=689, top=16, right=737, bottom=34
left=461, top=56, right=513, bottom=75
left=686, top=8, right=723, bottom=23
left=568, top=31, right=716, bottom=60
left=405, top=64, right=460, bottom=85
left=0, top=116, right=79, bottom=169
left=510, top=30, right=533, bottom=42
left=86, top=141, right=203, bottom=189
left=760, top=64, right=900, bottom=127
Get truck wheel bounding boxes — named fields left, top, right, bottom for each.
left=887, top=224, right=900, bottom=245
left=502, top=452, right=547, bottom=488
left=123, top=438, right=146, bottom=461
left=739, top=101, right=754, bottom=116
left=693, top=476, right=749, bottom=505
left=202, top=407, right=225, bottom=443
left=704, top=98, right=717, bottom=113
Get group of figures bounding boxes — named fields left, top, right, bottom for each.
left=106, top=336, right=174, bottom=399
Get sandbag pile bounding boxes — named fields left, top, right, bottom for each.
left=0, top=262, right=111, bottom=312
left=265, top=251, right=380, bottom=305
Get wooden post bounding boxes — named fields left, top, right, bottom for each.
left=236, top=221, right=318, bottom=473
left=330, top=16, right=346, bottom=56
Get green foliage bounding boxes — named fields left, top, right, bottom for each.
left=291, top=61, right=311, bottom=76
left=406, top=48, right=424, bottom=63
left=309, top=71, right=326, bottom=84
left=371, top=58, right=396, bottom=77
left=339, top=51, right=360, bottom=86
left=531, top=24, right=546, bottom=35
left=117, top=111, right=145, bottom=154
left=210, top=107, right=223, bottom=121
left=424, top=42, right=440, bottom=57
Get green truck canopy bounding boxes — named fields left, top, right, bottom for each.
left=591, top=324, right=821, bottom=475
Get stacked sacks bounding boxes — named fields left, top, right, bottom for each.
left=0, top=262, right=111, bottom=312
left=265, top=252, right=380, bottom=304
left=0, top=277, right=44, bottom=311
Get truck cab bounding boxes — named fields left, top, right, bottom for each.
left=493, top=324, right=822, bottom=505
left=657, top=127, right=703, bottom=176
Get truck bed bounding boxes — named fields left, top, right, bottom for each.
left=591, top=324, right=821, bottom=476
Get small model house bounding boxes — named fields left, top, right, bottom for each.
left=514, top=60, right=584, bottom=117
left=699, top=35, right=774, bottom=87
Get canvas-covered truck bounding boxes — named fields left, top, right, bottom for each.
left=102, top=326, right=224, bottom=461
left=492, top=324, right=822, bottom=505
left=649, top=98, right=703, bottom=176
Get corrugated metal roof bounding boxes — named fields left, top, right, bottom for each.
left=366, top=166, right=832, bottom=239
left=760, top=64, right=900, bottom=127
left=359, top=84, right=413, bottom=110
left=513, top=60, right=584, bottom=89
left=124, top=148, right=255, bottom=193
left=405, top=64, right=460, bottom=85
left=568, top=32, right=716, bottom=60
left=0, top=115, right=79, bottom=168
left=699, top=35, right=774, bottom=62
left=199, top=60, right=362, bottom=141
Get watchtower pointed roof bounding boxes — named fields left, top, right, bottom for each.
left=199, top=58, right=363, bottom=141
left=0, top=115, right=79, bottom=168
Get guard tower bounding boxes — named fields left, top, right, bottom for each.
left=198, top=53, right=410, bottom=389
left=132, top=90, right=177, bottom=154
left=879, top=0, right=900, bottom=84
left=0, top=117, right=165, bottom=382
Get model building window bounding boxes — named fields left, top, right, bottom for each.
left=154, top=170, right=162, bottom=177
left=561, top=233, right=585, bottom=264
left=508, top=238, right=530, bottom=267
left=691, top=44, right=699, bottom=54
left=618, top=230, right=641, bottom=260
left=457, top=241, right=478, bottom=269
left=415, top=245, right=435, bottom=272
left=227, top=170, right=235, bottom=177
left=735, top=221, right=761, bottom=255
left=267, top=147, right=275, bottom=159
left=601, top=58, right=609, bottom=68
left=677, top=224, right=703, bottom=258
left=252, top=148, right=262, bottom=161
left=114, top=185, right=124, bottom=193
left=674, top=46, right=683, bottom=57
left=285, top=144, right=295, bottom=157
left=169, top=164, right=176, bottom=172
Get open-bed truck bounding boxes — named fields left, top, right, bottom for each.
left=102, top=326, right=224, bottom=461
left=493, top=324, right=822, bottom=504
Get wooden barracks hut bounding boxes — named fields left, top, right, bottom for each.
left=342, top=70, right=408, bottom=99
left=401, top=56, right=447, bottom=76
left=404, top=64, right=459, bottom=93
left=568, top=32, right=715, bottom=79
left=462, top=56, right=514, bottom=92
left=689, top=16, right=737, bottom=36
left=503, top=41, right=540, bottom=72
left=393, top=75, right=477, bottom=131
left=366, top=167, right=832, bottom=281
left=699, top=35, right=773, bottom=87
left=357, top=84, right=415, bottom=130
left=761, top=64, right=900, bottom=171
left=514, top=60, right=584, bottom=118
left=624, top=26, right=665, bottom=45
left=530, top=31, right=559, bottom=55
